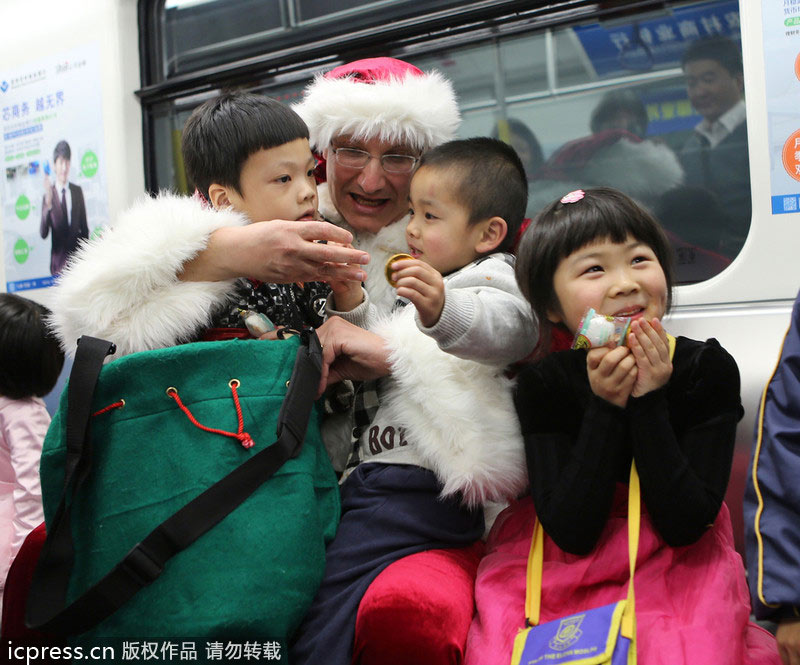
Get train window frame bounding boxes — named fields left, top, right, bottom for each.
left=142, top=0, right=474, bottom=83
left=137, top=0, right=751, bottom=285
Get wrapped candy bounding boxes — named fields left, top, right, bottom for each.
left=572, top=308, right=631, bottom=349
left=239, top=309, right=276, bottom=337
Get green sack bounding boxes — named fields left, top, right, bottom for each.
left=37, top=336, right=340, bottom=647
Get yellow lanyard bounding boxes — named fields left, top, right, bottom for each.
left=523, top=333, right=676, bottom=641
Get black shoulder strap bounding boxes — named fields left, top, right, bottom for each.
left=26, top=332, right=322, bottom=635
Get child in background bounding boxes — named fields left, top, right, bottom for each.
left=49, top=91, right=366, bottom=358
left=466, top=187, right=779, bottom=664
left=292, top=138, right=538, bottom=664
left=0, top=293, right=64, bottom=614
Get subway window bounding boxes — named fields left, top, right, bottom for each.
left=154, top=0, right=461, bottom=80
left=141, top=0, right=748, bottom=285
left=161, top=0, right=287, bottom=77
left=408, top=0, right=748, bottom=284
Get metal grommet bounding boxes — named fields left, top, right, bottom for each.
left=229, top=379, right=240, bottom=389
left=119, top=398, right=126, bottom=408
left=285, top=380, right=291, bottom=388
left=166, top=386, right=177, bottom=396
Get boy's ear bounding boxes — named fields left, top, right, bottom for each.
left=207, top=183, right=232, bottom=210
left=474, top=216, right=508, bottom=255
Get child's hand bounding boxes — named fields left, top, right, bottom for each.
left=628, top=318, right=672, bottom=398
left=587, top=345, right=637, bottom=408
left=392, top=259, right=445, bottom=328
left=326, top=241, right=365, bottom=312
left=776, top=618, right=800, bottom=665
left=329, top=280, right=364, bottom=312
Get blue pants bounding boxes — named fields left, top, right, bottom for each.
left=289, top=463, right=484, bottom=665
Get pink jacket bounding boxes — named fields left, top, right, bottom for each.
left=0, top=396, right=48, bottom=601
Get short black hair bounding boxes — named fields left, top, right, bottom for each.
left=491, top=118, right=544, bottom=175
left=681, top=36, right=743, bottom=76
left=53, top=140, right=71, bottom=163
left=515, top=187, right=675, bottom=346
left=181, top=91, right=310, bottom=200
left=0, top=294, right=65, bottom=399
left=590, top=90, right=649, bottom=139
left=417, top=137, right=528, bottom=254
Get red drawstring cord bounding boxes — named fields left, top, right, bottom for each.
left=92, top=400, right=125, bottom=417
left=166, top=380, right=254, bottom=449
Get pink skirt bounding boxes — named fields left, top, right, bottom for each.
left=466, top=490, right=779, bottom=665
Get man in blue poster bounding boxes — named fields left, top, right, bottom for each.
left=40, top=140, right=88, bottom=275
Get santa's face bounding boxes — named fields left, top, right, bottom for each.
left=324, top=134, right=419, bottom=234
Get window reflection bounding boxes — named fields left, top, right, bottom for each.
left=154, top=0, right=746, bottom=285
left=411, top=0, right=747, bottom=284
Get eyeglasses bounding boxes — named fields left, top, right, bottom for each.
left=330, top=146, right=419, bottom=174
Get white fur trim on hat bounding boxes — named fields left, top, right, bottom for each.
left=293, top=69, right=460, bottom=152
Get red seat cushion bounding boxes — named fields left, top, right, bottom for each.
left=2, top=522, right=52, bottom=641
left=353, top=542, right=485, bottom=665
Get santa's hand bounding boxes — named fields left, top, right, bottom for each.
left=315, top=317, right=391, bottom=396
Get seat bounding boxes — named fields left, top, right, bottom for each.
left=354, top=542, right=485, bottom=665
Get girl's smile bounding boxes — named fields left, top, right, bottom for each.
left=548, top=234, right=668, bottom=334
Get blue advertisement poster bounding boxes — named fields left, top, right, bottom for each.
left=1, top=43, right=109, bottom=291
left=573, top=0, right=741, bottom=79
left=762, top=1, right=800, bottom=215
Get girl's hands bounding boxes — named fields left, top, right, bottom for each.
left=587, top=345, right=637, bottom=408
left=391, top=259, right=445, bottom=328
left=628, top=317, right=672, bottom=397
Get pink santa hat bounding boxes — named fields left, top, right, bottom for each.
left=292, top=57, right=460, bottom=154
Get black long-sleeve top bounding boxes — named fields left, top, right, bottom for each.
left=515, top=336, right=743, bottom=555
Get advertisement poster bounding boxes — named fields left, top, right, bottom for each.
left=1, top=42, right=108, bottom=291
left=572, top=1, right=740, bottom=137
left=763, top=1, right=800, bottom=215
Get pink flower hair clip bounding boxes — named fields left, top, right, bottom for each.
left=560, top=189, right=585, bottom=204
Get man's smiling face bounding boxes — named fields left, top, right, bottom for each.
left=324, top=135, right=419, bottom=234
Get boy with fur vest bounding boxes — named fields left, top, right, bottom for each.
left=48, top=91, right=367, bottom=356
left=291, top=138, right=537, bottom=664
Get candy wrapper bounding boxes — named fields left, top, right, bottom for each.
left=239, top=309, right=276, bottom=337
left=384, top=253, right=413, bottom=286
left=572, top=308, right=631, bottom=349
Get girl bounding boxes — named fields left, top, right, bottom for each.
left=0, top=293, right=64, bottom=615
left=465, top=188, right=779, bottom=664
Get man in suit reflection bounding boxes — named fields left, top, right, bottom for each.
left=680, top=36, right=749, bottom=258
left=40, top=140, right=88, bottom=275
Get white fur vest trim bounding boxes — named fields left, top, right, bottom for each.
left=47, top=192, right=248, bottom=359
left=318, top=183, right=409, bottom=313
left=372, top=307, right=527, bottom=506
left=528, top=138, right=684, bottom=215
left=293, top=70, right=459, bottom=153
